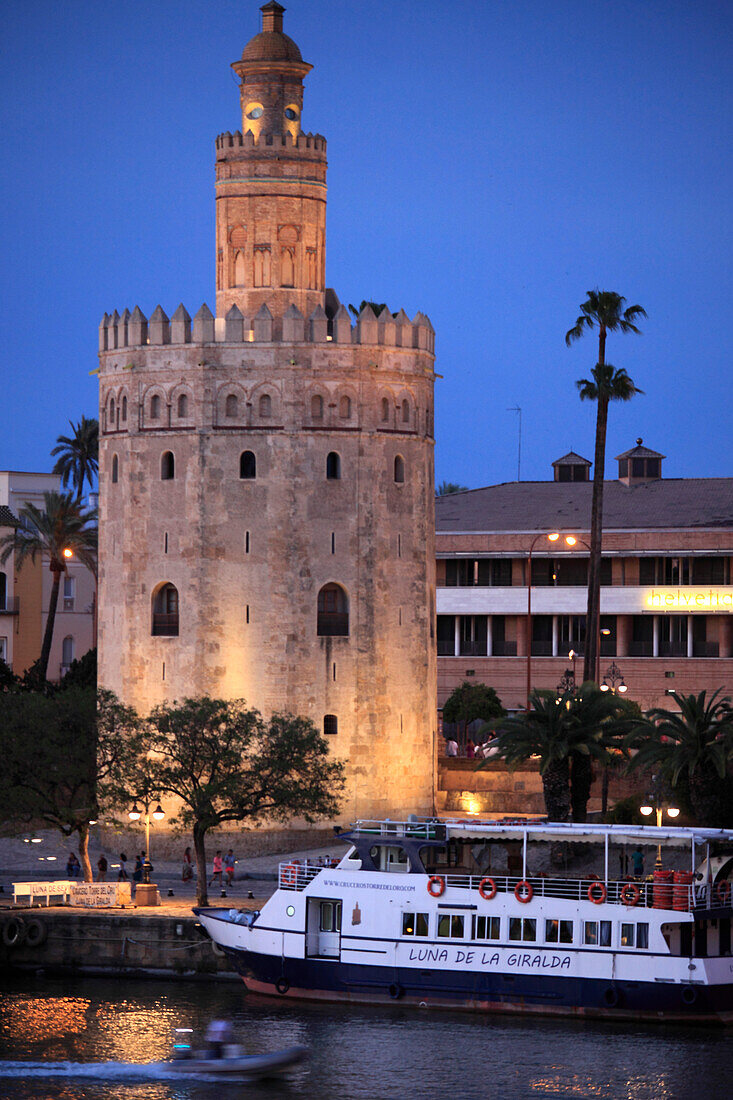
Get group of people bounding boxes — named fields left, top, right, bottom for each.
left=209, top=848, right=237, bottom=887
left=64, top=845, right=242, bottom=889
left=444, top=735, right=497, bottom=759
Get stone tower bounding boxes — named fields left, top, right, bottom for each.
left=97, top=2, right=437, bottom=820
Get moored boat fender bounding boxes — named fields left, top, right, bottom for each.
left=427, top=875, right=445, bottom=898
left=388, top=982, right=403, bottom=1000
left=275, top=977, right=290, bottom=995
left=681, top=985, right=698, bottom=1006
left=602, top=986, right=621, bottom=1008
left=514, top=880, right=533, bottom=904
left=24, top=919, right=47, bottom=948
left=211, top=941, right=227, bottom=957
left=620, top=883, right=641, bottom=907
left=588, top=882, right=607, bottom=904
left=2, top=917, right=26, bottom=948
left=478, top=877, right=497, bottom=901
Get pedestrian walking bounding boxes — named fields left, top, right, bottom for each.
left=210, top=850, right=223, bottom=887
left=97, top=854, right=108, bottom=882
left=133, top=852, right=144, bottom=883
left=224, top=849, right=236, bottom=886
left=182, top=846, right=194, bottom=882
left=118, top=852, right=129, bottom=881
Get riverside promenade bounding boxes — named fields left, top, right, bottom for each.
left=0, top=830, right=344, bottom=980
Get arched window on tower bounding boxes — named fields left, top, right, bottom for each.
left=177, top=394, right=188, bottom=418
left=150, top=394, right=161, bottom=420
left=401, top=399, right=410, bottom=424
left=254, top=246, right=271, bottom=287
left=161, top=451, right=175, bottom=480
left=259, top=394, right=272, bottom=418
left=394, top=455, right=405, bottom=484
left=121, top=395, right=128, bottom=421
left=152, top=583, right=179, bottom=636
left=109, top=397, right=115, bottom=422
left=111, top=454, right=119, bottom=484
left=311, top=394, right=323, bottom=420
left=323, top=714, right=338, bottom=736
left=317, top=583, right=349, bottom=636
left=234, top=251, right=246, bottom=287
left=339, top=395, right=351, bottom=419
left=326, top=452, right=341, bottom=480
left=381, top=397, right=390, bottom=422
left=240, top=451, right=256, bottom=479
left=226, top=393, right=238, bottom=418
left=281, top=247, right=295, bottom=287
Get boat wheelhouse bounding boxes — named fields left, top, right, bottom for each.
left=195, top=818, right=733, bottom=1023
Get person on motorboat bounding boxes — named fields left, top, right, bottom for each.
left=204, top=1018, right=234, bottom=1059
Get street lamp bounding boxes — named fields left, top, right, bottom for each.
left=128, top=792, right=165, bottom=897
left=526, top=532, right=578, bottom=708
left=600, top=661, right=627, bottom=693
left=640, top=788, right=680, bottom=869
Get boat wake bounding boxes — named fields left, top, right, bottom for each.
left=0, top=1060, right=248, bottom=1082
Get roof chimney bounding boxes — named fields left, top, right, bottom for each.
left=261, top=1, right=285, bottom=34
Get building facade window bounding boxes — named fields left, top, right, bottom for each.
left=381, top=397, right=390, bottom=422
left=61, top=635, right=75, bottom=668
left=150, top=394, right=161, bottom=419
left=63, top=576, right=75, bottom=611
left=339, top=395, right=351, bottom=419
left=161, top=451, right=175, bottom=480
left=311, top=394, right=324, bottom=420
left=326, top=452, right=341, bottom=480
left=121, top=395, right=128, bottom=420
left=401, top=399, right=410, bottom=423
left=394, top=455, right=405, bottom=483
left=0, top=571, right=6, bottom=612
left=323, top=714, right=338, bottom=736
left=317, top=583, right=349, bottom=636
left=111, top=454, right=119, bottom=483
left=152, top=583, right=179, bottom=636
left=240, top=451, right=256, bottom=479
left=259, top=393, right=272, bottom=418
left=226, top=393, right=238, bottom=417
left=177, top=394, right=188, bottom=417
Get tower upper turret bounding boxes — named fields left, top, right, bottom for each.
left=215, top=2, right=327, bottom=322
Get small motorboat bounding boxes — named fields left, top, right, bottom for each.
left=166, top=1030, right=308, bottom=1078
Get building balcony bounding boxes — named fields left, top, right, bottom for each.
left=152, top=613, right=179, bottom=637
left=317, top=612, right=349, bottom=637
left=459, top=641, right=487, bottom=657
left=0, top=597, right=20, bottom=615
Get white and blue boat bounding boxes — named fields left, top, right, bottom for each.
left=195, top=818, right=733, bottom=1023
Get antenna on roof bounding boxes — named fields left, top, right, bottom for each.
left=507, top=406, right=522, bottom=481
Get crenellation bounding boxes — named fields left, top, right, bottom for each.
left=193, top=303, right=215, bottom=343
left=253, top=302, right=273, bottom=341
left=170, top=304, right=191, bottom=344
left=129, top=305, right=148, bottom=346
left=357, top=304, right=379, bottom=345
left=119, top=307, right=131, bottom=348
left=148, top=305, right=170, bottom=345
left=99, top=313, right=109, bottom=352
left=224, top=304, right=244, bottom=342
left=282, top=303, right=305, bottom=342
left=309, top=303, right=328, bottom=343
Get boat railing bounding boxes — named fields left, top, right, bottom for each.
left=436, top=872, right=702, bottom=911
left=354, top=818, right=446, bottom=840
left=278, top=859, right=336, bottom=891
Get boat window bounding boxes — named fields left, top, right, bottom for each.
left=509, top=918, right=536, bottom=943
left=339, top=847, right=362, bottom=869
left=402, top=912, right=429, bottom=937
left=545, top=919, right=573, bottom=944
left=437, top=914, right=465, bottom=939
left=319, top=901, right=341, bottom=933
left=621, top=922, right=648, bottom=949
left=370, top=845, right=410, bottom=873
left=584, top=921, right=611, bottom=947
left=473, top=915, right=500, bottom=940
left=637, top=923, right=649, bottom=949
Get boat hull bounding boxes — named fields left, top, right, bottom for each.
left=224, top=947, right=733, bottom=1024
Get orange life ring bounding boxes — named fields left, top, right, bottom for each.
left=427, top=875, right=445, bottom=898
left=715, top=880, right=731, bottom=905
left=282, top=863, right=297, bottom=886
left=478, top=877, right=497, bottom=901
left=515, top=880, right=533, bottom=904
left=588, top=881, right=607, bottom=904
left=620, top=883, right=640, bottom=907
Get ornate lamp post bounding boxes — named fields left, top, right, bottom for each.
left=526, top=532, right=579, bottom=708
left=129, top=791, right=165, bottom=904
left=640, top=780, right=680, bottom=870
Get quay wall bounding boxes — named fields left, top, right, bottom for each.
left=0, top=909, right=237, bottom=981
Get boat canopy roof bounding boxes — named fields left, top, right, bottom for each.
left=351, top=818, right=733, bottom=849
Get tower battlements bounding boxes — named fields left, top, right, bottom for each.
left=215, top=129, right=327, bottom=155
left=99, top=301, right=435, bottom=355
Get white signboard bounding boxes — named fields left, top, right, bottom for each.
left=70, top=882, right=132, bottom=907
left=13, top=880, right=74, bottom=905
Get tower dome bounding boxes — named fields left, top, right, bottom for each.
left=241, top=0, right=303, bottom=63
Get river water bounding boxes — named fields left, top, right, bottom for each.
left=1, top=973, right=732, bottom=1099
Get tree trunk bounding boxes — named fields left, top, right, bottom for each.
left=570, top=753, right=593, bottom=822
left=194, top=822, right=209, bottom=907
left=541, top=758, right=571, bottom=822
left=78, top=821, right=93, bottom=883
left=39, top=564, right=63, bottom=682
left=583, top=392, right=608, bottom=685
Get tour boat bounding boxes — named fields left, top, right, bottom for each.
left=195, top=818, right=733, bottom=1023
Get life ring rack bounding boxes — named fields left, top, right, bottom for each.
left=620, top=883, right=641, bottom=907
left=427, top=875, right=445, bottom=898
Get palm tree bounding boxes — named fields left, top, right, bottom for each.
left=626, top=690, right=733, bottom=826
left=51, top=416, right=99, bottom=503
left=0, top=492, right=97, bottom=682
left=565, top=290, right=645, bottom=684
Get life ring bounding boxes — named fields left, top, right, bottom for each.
left=514, top=881, right=533, bottom=904
left=388, top=982, right=403, bottom=1000
left=211, top=941, right=226, bottom=957
left=2, top=917, right=26, bottom=948
left=715, top=880, right=731, bottom=905
left=620, top=883, right=640, bottom=907
left=478, top=877, right=497, bottom=901
left=281, top=863, right=297, bottom=886
left=275, top=977, right=290, bottom=995
left=603, top=986, right=620, bottom=1008
left=588, top=882, right=607, bottom=905
left=681, top=985, right=698, bottom=1006
left=427, top=875, right=445, bottom=898
left=24, top=919, right=47, bottom=948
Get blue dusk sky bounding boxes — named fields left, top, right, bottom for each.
left=1, top=0, right=731, bottom=490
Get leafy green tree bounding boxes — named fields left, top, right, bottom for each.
left=143, top=698, right=346, bottom=906
left=486, top=684, right=629, bottom=821
left=436, top=481, right=469, bottom=496
left=51, top=416, right=99, bottom=502
left=565, top=290, right=645, bottom=683
left=60, top=647, right=97, bottom=690
left=442, top=681, right=505, bottom=749
left=0, top=687, right=145, bottom=881
left=0, top=492, right=97, bottom=683
left=626, top=689, right=733, bottom=826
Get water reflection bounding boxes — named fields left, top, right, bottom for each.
left=0, top=976, right=732, bottom=1100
